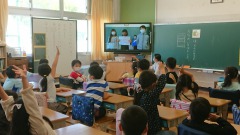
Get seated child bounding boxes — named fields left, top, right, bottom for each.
left=166, top=57, right=178, bottom=84
left=120, top=61, right=138, bottom=80
left=217, top=66, right=240, bottom=90
left=176, top=68, right=199, bottom=102
left=89, top=61, right=108, bottom=80
left=118, top=105, right=148, bottom=135
left=134, top=62, right=166, bottom=135
left=182, top=97, right=237, bottom=135
left=0, top=65, right=55, bottom=135
left=85, top=65, right=110, bottom=119
left=39, top=58, right=49, bottom=64
left=69, top=59, right=86, bottom=88
left=150, top=54, right=162, bottom=75
left=135, top=59, right=150, bottom=79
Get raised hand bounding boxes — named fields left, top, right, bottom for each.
left=12, top=65, right=27, bottom=78
left=56, top=46, right=60, bottom=55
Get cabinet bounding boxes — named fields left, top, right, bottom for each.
left=7, top=57, right=28, bottom=69
left=0, top=43, right=7, bottom=70
left=106, top=62, right=132, bottom=82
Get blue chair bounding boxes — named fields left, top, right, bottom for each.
left=232, top=104, right=240, bottom=125
left=208, top=87, right=240, bottom=111
left=178, top=124, right=211, bottom=135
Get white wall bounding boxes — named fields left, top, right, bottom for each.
left=156, top=0, right=240, bottom=23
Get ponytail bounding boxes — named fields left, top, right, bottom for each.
left=222, top=67, right=239, bottom=87
left=40, top=76, right=48, bottom=92
left=222, top=75, right=232, bottom=87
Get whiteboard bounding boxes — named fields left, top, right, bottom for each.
left=32, top=18, right=77, bottom=75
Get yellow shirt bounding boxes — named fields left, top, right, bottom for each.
left=122, top=72, right=134, bottom=78
left=135, top=71, right=142, bottom=78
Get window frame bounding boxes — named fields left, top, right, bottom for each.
left=8, top=0, right=91, bottom=53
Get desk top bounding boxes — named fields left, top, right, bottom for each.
left=56, top=90, right=85, bottom=98
left=39, top=107, right=69, bottom=122
left=157, top=105, right=188, bottom=120
left=55, top=124, right=110, bottom=135
left=232, top=124, right=240, bottom=135
left=198, top=93, right=231, bottom=107
left=103, top=93, right=133, bottom=104
left=108, top=82, right=128, bottom=89
left=162, top=88, right=173, bottom=94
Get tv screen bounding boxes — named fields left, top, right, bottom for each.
left=104, top=23, right=152, bottom=53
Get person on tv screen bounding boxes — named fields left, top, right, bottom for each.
left=107, top=29, right=119, bottom=49
left=132, top=35, right=137, bottom=50
left=137, top=25, right=149, bottom=50
left=119, top=29, right=131, bottom=51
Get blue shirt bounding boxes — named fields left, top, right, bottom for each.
left=136, top=33, right=149, bottom=50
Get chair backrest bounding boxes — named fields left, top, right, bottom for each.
left=178, top=124, right=211, bottom=135
left=232, top=104, right=240, bottom=125
left=34, top=92, right=48, bottom=107
left=209, top=87, right=240, bottom=108
left=165, top=84, right=176, bottom=99
left=72, top=94, right=94, bottom=126
left=59, top=76, right=74, bottom=88
left=170, top=99, right=190, bottom=111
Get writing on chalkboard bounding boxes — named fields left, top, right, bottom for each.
left=177, top=33, right=186, bottom=48
left=186, top=30, right=191, bottom=60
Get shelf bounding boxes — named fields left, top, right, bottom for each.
left=0, top=57, right=6, bottom=59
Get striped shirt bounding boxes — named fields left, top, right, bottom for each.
left=85, top=79, right=109, bottom=108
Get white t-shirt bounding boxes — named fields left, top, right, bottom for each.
left=217, top=82, right=240, bottom=91
left=150, top=61, right=161, bottom=75
left=39, top=75, right=56, bottom=102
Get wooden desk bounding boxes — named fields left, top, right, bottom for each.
left=232, top=124, right=240, bottom=135
left=103, top=93, right=133, bottom=110
left=55, top=124, right=110, bottom=135
left=157, top=105, right=188, bottom=128
left=56, top=90, right=85, bottom=107
left=108, top=82, right=128, bottom=94
left=39, top=107, right=69, bottom=129
left=198, top=93, right=231, bottom=120
left=30, top=81, right=60, bottom=92
left=160, top=88, right=173, bottom=107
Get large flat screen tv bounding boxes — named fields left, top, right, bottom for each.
left=104, top=23, right=152, bottom=53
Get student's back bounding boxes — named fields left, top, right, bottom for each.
left=166, top=57, right=178, bottom=84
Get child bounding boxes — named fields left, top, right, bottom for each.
left=120, top=61, right=138, bottom=80
left=132, top=35, right=137, bottom=50
left=175, top=68, right=199, bottom=102
left=85, top=65, right=110, bottom=119
left=0, top=65, right=55, bottom=135
left=108, top=29, right=119, bottom=49
left=119, top=29, right=131, bottom=50
left=89, top=61, right=108, bottom=80
left=182, top=97, right=237, bottom=135
left=118, top=105, right=148, bottom=135
left=150, top=54, right=162, bottom=75
left=3, top=66, right=32, bottom=91
left=38, top=47, right=68, bottom=114
left=135, top=59, right=150, bottom=79
left=166, top=57, right=178, bottom=84
left=136, top=25, right=149, bottom=50
left=217, top=66, right=240, bottom=90
left=69, top=59, right=86, bottom=87
left=134, top=62, right=166, bottom=135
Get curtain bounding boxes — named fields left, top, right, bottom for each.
left=91, top=0, right=114, bottom=60
left=0, top=0, right=8, bottom=42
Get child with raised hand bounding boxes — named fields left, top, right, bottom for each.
left=182, top=97, right=237, bottom=135
left=134, top=62, right=166, bottom=135
left=0, top=65, right=55, bottom=135
left=217, top=66, right=240, bottom=90
left=175, top=67, right=199, bottom=102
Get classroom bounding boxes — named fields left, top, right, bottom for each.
left=0, top=0, right=240, bottom=135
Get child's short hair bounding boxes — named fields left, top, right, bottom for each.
left=6, top=66, right=16, bottom=78
left=166, top=57, right=177, bottom=69
left=88, top=65, right=103, bottom=79
left=154, top=54, right=161, bottom=61
left=137, top=59, right=150, bottom=70
left=39, top=59, right=49, bottom=64
left=190, top=97, right=211, bottom=123
left=71, top=59, right=81, bottom=67
left=90, top=61, right=99, bottom=67
left=121, top=105, right=148, bottom=135
left=139, top=70, right=157, bottom=89
left=140, top=25, right=146, bottom=29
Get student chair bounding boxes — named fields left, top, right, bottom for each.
left=59, top=76, right=74, bottom=89
left=165, top=84, right=176, bottom=99
left=178, top=124, right=211, bottom=135
left=34, top=92, right=48, bottom=107
left=232, top=104, right=240, bottom=125
left=208, top=87, right=240, bottom=111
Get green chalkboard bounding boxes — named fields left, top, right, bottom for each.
left=153, top=22, right=240, bottom=69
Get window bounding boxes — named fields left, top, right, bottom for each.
left=77, top=20, right=88, bottom=52
left=33, top=0, right=59, bottom=10
left=6, top=15, right=31, bottom=55
left=64, top=0, right=87, bottom=13
left=8, top=0, right=30, bottom=7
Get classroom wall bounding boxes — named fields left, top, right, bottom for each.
left=120, top=0, right=155, bottom=23
left=156, top=0, right=240, bottom=23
